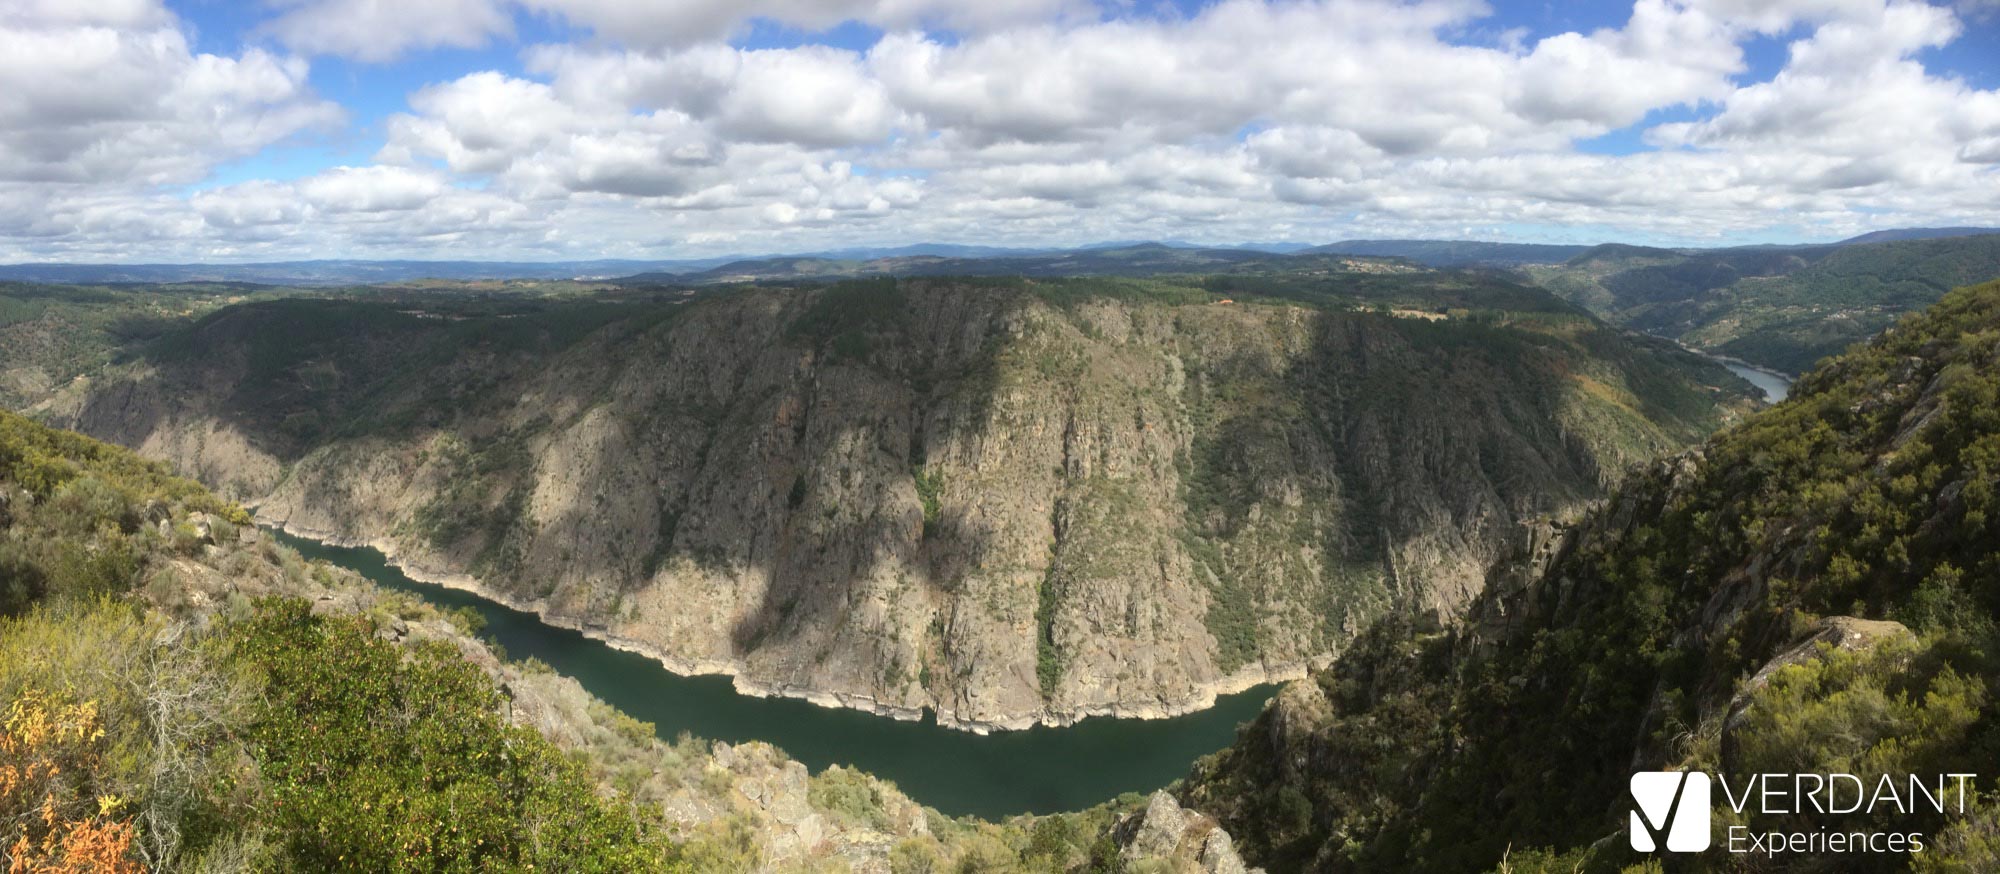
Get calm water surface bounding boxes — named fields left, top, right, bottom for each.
left=270, top=529, right=1278, bottom=819
left=1720, top=359, right=1795, bottom=403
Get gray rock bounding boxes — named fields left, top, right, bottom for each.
left=1199, top=828, right=1252, bottom=874
left=1119, top=791, right=1193, bottom=861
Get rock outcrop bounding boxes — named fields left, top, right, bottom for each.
left=1113, top=791, right=1264, bottom=874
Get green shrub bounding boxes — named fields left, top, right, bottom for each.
left=224, top=598, right=683, bottom=872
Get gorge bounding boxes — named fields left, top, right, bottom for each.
left=49, top=273, right=1758, bottom=731
left=268, top=527, right=1281, bottom=819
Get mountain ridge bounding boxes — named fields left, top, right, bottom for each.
left=7, top=227, right=1990, bottom=286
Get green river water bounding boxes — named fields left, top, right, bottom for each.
left=269, top=529, right=1280, bottom=820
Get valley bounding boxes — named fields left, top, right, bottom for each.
left=39, top=270, right=1753, bottom=731
left=7, top=236, right=2000, bottom=872
left=1181, top=278, right=2000, bottom=871
left=12, top=2, right=2000, bottom=869
left=1523, top=231, right=2000, bottom=375
left=269, top=527, right=1280, bottom=820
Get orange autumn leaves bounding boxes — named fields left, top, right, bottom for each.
left=1, top=690, right=143, bottom=873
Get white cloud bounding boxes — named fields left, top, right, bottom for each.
left=1510, top=0, right=1741, bottom=126
left=520, top=0, right=1078, bottom=47
left=5, top=0, right=2000, bottom=261
left=0, top=7, right=338, bottom=187
left=262, top=0, right=515, bottom=63
left=299, top=166, right=448, bottom=213
left=259, top=0, right=1080, bottom=61
left=526, top=44, right=907, bottom=147
left=0, top=0, right=341, bottom=258
left=0, top=0, right=167, bottom=28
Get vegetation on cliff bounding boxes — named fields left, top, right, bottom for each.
left=0, top=409, right=691, bottom=870
left=0, top=283, right=265, bottom=410
left=1184, top=279, right=2000, bottom=872
left=0, top=408, right=1265, bottom=872
left=55, top=270, right=1756, bottom=728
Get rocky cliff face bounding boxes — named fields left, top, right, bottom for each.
left=59, top=277, right=1751, bottom=729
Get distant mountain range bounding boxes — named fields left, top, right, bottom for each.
left=635, top=242, right=1310, bottom=284
left=1834, top=226, right=2000, bottom=245
left=1302, top=239, right=1595, bottom=266
left=0, top=259, right=720, bottom=285
left=1, top=229, right=1993, bottom=285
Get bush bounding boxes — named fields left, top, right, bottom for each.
left=224, top=598, right=683, bottom=872
left=809, top=767, right=893, bottom=831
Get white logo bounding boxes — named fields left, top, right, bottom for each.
left=1631, top=771, right=1712, bottom=852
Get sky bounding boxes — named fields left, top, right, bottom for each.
left=2, top=0, right=1999, bottom=262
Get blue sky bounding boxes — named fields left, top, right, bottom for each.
left=3, top=0, right=1998, bottom=261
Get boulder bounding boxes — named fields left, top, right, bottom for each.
left=1114, top=791, right=1265, bottom=874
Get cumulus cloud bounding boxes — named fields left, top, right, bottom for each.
left=520, top=0, right=1079, bottom=47
left=0, top=4, right=338, bottom=188
left=299, top=166, right=449, bottom=213
left=0, top=0, right=343, bottom=258
left=3, top=0, right=2000, bottom=261
left=526, top=44, right=907, bottom=147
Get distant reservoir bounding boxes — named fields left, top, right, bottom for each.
left=270, top=529, right=1277, bottom=820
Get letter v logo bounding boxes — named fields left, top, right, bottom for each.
left=1630, top=771, right=1712, bottom=852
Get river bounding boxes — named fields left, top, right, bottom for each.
left=1718, top=358, right=1794, bottom=403
left=269, top=529, right=1279, bottom=820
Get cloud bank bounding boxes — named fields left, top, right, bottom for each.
left=2, top=0, right=1997, bottom=260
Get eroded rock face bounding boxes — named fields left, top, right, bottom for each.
left=1114, top=791, right=1265, bottom=874
left=64, top=282, right=1740, bottom=728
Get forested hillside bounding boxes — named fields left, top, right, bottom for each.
left=0, top=410, right=684, bottom=870
left=1184, top=280, right=2000, bottom=872
left=1526, top=234, right=2000, bottom=374
left=0, top=283, right=260, bottom=410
